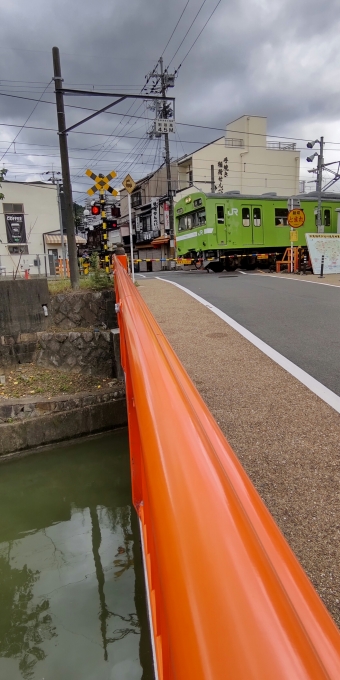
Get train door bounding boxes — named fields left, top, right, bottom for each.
left=323, top=207, right=332, bottom=233
left=216, top=204, right=226, bottom=244
left=241, top=206, right=264, bottom=245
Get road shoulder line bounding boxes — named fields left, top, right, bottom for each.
left=156, top=277, right=340, bottom=415
left=238, top=271, right=340, bottom=288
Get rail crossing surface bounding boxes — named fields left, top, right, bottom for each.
left=139, top=276, right=340, bottom=630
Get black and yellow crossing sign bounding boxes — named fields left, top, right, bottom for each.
left=86, top=169, right=118, bottom=196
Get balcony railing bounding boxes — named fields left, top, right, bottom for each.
left=267, top=141, right=296, bottom=151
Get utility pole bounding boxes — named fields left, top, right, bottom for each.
left=52, top=46, right=79, bottom=288
left=316, top=136, right=324, bottom=233
left=43, top=170, right=66, bottom=276
left=306, top=136, right=324, bottom=233
left=159, top=57, right=175, bottom=259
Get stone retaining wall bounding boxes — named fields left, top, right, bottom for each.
left=37, top=330, right=112, bottom=376
left=49, top=289, right=117, bottom=330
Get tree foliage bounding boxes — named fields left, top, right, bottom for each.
left=0, top=168, right=7, bottom=201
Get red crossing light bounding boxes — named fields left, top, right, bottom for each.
left=91, top=204, right=100, bottom=215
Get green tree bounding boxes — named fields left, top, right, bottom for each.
left=73, top=201, right=84, bottom=229
left=0, top=168, right=7, bottom=201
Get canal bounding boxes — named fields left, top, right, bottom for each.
left=0, top=430, right=154, bottom=680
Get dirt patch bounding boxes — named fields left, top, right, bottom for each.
left=0, top=364, right=122, bottom=400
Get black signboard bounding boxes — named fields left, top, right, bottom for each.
left=5, top=213, right=27, bottom=243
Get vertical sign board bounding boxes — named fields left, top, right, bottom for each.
left=151, top=198, right=159, bottom=235
left=163, top=202, right=170, bottom=232
left=306, top=234, right=340, bottom=274
left=5, top=213, right=27, bottom=243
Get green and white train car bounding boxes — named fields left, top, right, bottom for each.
left=175, top=191, right=340, bottom=269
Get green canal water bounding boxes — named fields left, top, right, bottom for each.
left=0, top=430, right=154, bottom=680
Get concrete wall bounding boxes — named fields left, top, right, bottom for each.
left=0, top=279, right=49, bottom=335
left=0, top=390, right=127, bottom=456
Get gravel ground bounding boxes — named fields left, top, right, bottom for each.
left=139, top=278, right=340, bottom=628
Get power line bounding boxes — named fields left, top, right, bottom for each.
left=161, top=0, right=191, bottom=57
left=167, top=0, right=208, bottom=68
left=176, top=0, right=222, bottom=70
left=0, top=80, right=52, bottom=164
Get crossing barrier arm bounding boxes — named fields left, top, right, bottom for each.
left=114, top=256, right=340, bottom=680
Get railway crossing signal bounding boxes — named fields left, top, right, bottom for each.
left=85, top=169, right=118, bottom=196
left=85, top=168, right=119, bottom=275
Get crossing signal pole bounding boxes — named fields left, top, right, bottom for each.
left=86, top=169, right=118, bottom=274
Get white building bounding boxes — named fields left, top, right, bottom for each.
left=177, top=115, right=300, bottom=198
left=0, top=181, right=84, bottom=277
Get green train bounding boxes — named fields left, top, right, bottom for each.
left=175, top=191, right=340, bottom=270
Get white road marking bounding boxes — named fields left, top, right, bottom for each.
left=156, top=277, right=340, bottom=415
left=136, top=273, right=146, bottom=278
left=238, top=270, right=340, bottom=287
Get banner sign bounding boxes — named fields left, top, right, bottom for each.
left=151, top=198, right=159, bottom=232
left=5, top=213, right=27, bottom=243
left=306, top=233, right=340, bottom=274
left=163, top=202, right=170, bottom=232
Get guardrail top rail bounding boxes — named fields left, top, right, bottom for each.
left=114, top=257, right=340, bottom=680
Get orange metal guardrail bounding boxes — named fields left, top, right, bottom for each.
left=114, top=256, right=340, bottom=680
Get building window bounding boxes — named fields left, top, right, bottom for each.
left=131, top=192, right=142, bottom=208
left=242, top=207, right=250, bottom=227
left=253, top=207, right=261, bottom=226
left=217, top=206, right=224, bottom=223
left=275, top=208, right=288, bottom=226
left=3, top=203, right=24, bottom=213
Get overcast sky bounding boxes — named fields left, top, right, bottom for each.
left=1, top=0, right=340, bottom=202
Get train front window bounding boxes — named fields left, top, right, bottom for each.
left=242, top=208, right=250, bottom=227
left=275, top=208, right=288, bottom=226
left=178, top=210, right=206, bottom=231
left=253, top=207, right=261, bottom=226
left=217, top=206, right=224, bottom=224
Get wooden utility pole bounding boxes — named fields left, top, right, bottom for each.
left=52, top=46, right=79, bottom=288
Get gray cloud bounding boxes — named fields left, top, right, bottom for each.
left=1, top=0, right=340, bottom=198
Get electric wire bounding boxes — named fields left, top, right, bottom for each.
left=0, top=80, right=52, bottom=164
left=167, top=0, right=208, bottom=68
left=176, top=0, right=222, bottom=71
left=161, top=0, right=191, bottom=57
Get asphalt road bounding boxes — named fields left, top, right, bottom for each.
left=139, top=271, right=340, bottom=396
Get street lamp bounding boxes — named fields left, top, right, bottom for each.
left=306, top=137, right=324, bottom=233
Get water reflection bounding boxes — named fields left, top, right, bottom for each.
left=0, top=431, right=154, bottom=680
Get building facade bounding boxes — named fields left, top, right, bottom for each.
left=0, top=181, right=88, bottom=277
left=176, top=116, right=300, bottom=198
